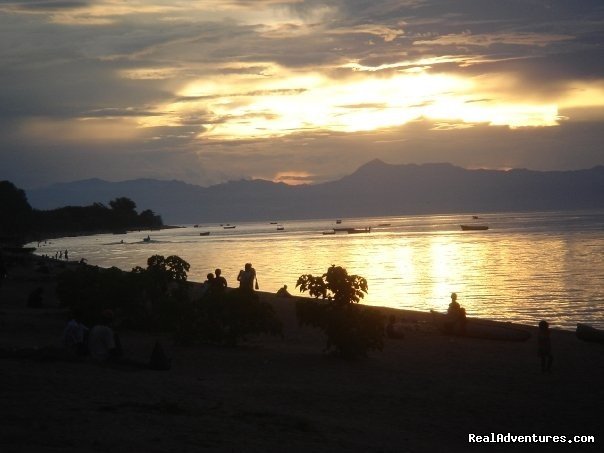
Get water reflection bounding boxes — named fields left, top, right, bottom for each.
left=32, top=211, right=604, bottom=330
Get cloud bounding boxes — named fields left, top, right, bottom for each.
left=0, top=0, right=603, bottom=191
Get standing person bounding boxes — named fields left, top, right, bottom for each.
left=237, top=263, right=258, bottom=292
left=538, top=320, right=553, bottom=373
left=213, top=268, right=228, bottom=293
left=64, top=250, right=69, bottom=261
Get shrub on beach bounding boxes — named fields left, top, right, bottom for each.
left=57, top=254, right=191, bottom=331
left=174, top=288, right=283, bottom=346
left=296, top=265, right=384, bottom=358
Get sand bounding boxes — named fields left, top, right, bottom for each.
left=1, top=253, right=603, bottom=452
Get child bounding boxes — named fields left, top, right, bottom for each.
left=538, top=320, right=553, bottom=373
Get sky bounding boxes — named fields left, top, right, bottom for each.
left=1, top=0, right=603, bottom=189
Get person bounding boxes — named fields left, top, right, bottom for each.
left=538, top=320, right=553, bottom=373
left=61, top=310, right=89, bottom=357
left=276, top=285, right=292, bottom=298
left=237, top=263, right=258, bottom=292
left=199, top=273, right=215, bottom=299
left=88, top=309, right=122, bottom=362
left=64, top=250, right=69, bottom=261
left=446, top=292, right=466, bottom=333
left=213, top=268, right=227, bottom=293
left=386, top=315, right=405, bottom=339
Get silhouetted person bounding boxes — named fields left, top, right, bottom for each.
left=276, top=285, right=292, bottom=298
left=64, top=250, right=69, bottom=261
left=213, top=268, right=227, bottom=293
left=89, top=309, right=123, bottom=362
left=237, top=262, right=257, bottom=292
left=538, top=320, right=553, bottom=373
left=446, top=292, right=466, bottom=334
left=200, top=273, right=215, bottom=299
left=62, top=310, right=89, bottom=357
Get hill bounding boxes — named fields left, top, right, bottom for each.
left=26, top=161, right=604, bottom=224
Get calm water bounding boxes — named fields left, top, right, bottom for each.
left=31, top=211, right=604, bottom=330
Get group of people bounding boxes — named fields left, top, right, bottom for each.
left=200, top=268, right=228, bottom=298
left=61, top=308, right=170, bottom=370
left=445, top=292, right=553, bottom=373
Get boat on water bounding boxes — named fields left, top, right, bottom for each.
left=430, top=310, right=531, bottom=341
left=322, top=231, right=336, bottom=235
left=199, top=231, right=210, bottom=236
left=336, top=219, right=342, bottom=224
left=576, top=323, right=604, bottom=344
left=276, top=225, right=284, bottom=231
left=143, top=235, right=151, bottom=242
left=223, top=225, right=236, bottom=229
left=377, top=223, right=391, bottom=227
left=348, top=227, right=371, bottom=234
left=460, top=224, right=489, bottom=231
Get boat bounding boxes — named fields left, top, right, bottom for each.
left=276, top=225, right=284, bottom=231
left=193, top=224, right=199, bottom=228
left=199, top=232, right=210, bottom=236
left=223, top=225, right=236, bottom=229
left=576, top=323, right=604, bottom=344
left=378, top=223, right=391, bottom=227
left=348, top=227, right=371, bottom=234
left=336, top=219, right=342, bottom=224
left=322, top=230, right=335, bottom=235
left=460, top=225, right=489, bottom=231
left=143, top=235, right=151, bottom=242
left=430, top=310, right=531, bottom=341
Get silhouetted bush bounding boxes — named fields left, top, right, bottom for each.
left=175, top=289, right=282, bottom=346
left=296, top=265, right=384, bottom=358
left=57, top=255, right=190, bottom=331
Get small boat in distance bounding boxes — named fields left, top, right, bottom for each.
left=377, top=223, right=391, bottom=227
left=348, top=227, right=371, bottom=234
left=336, top=219, right=342, bottom=224
left=199, top=231, right=210, bottom=236
left=143, top=235, right=151, bottom=242
left=223, top=225, right=236, bottom=229
left=322, top=230, right=335, bottom=235
left=460, top=225, right=489, bottom=231
left=276, top=225, right=284, bottom=231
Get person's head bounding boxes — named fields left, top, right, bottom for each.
left=283, top=284, right=287, bottom=289
left=207, top=273, right=215, bottom=280
left=538, top=320, right=549, bottom=330
left=215, top=268, right=221, bottom=277
left=245, top=263, right=251, bottom=271
left=451, top=292, right=457, bottom=301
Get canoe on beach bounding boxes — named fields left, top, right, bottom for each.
left=576, top=323, right=604, bottom=344
left=430, top=310, right=531, bottom=342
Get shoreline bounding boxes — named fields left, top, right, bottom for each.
left=1, top=251, right=603, bottom=451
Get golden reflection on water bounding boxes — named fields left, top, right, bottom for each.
left=33, top=213, right=604, bottom=330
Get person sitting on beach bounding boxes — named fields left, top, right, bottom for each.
left=276, top=285, right=292, bottom=298
left=446, top=292, right=466, bottom=333
left=62, top=310, right=89, bottom=357
left=538, top=320, right=553, bottom=373
left=88, top=309, right=123, bottom=362
left=386, top=315, right=405, bottom=339
left=200, top=273, right=215, bottom=299
left=213, top=268, right=227, bottom=293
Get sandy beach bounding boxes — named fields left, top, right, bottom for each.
left=1, top=253, right=603, bottom=452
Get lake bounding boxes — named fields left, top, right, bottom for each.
left=32, top=210, right=604, bottom=330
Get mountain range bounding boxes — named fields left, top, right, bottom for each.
left=26, top=160, right=604, bottom=224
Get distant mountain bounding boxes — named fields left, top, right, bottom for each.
left=27, top=160, right=604, bottom=224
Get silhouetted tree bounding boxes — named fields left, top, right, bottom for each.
left=296, top=265, right=384, bottom=358
left=0, top=180, right=33, bottom=239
